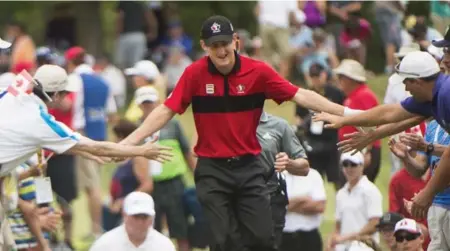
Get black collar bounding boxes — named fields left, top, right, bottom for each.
left=207, top=50, right=241, bottom=75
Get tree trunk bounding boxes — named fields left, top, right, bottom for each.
left=74, top=1, right=103, bottom=57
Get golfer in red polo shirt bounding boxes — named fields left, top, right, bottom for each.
left=120, top=15, right=355, bottom=251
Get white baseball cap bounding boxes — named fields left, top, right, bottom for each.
left=123, top=191, right=155, bottom=216
left=0, top=38, right=11, bottom=49
left=395, top=51, right=441, bottom=83
left=125, top=60, right=160, bottom=81
left=134, top=86, right=160, bottom=105
left=394, top=218, right=421, bottom=235
left=340, top=151, right=364, bottom=165
left=333, top=59, right=366, bottom=82
left=0, top=72, right=16, bottom=91
left=34, top=64, right=79, bottom=93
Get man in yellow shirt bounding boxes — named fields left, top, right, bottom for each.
left=124, top=60, right=161, bottom=123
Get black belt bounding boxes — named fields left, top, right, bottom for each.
left=209, top=154, right=257, bottom=163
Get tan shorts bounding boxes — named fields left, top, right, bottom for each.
left=0, top=199, right=16, bottom=250
left=427, top=205, right=450, bottom=251
left=76, top=156, right=101, bottom=190
left=259, top=23, right=292, bottom=66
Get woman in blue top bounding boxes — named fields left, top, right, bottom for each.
left=102, top=119, right=153, bottom=231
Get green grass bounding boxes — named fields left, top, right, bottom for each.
left=71, top=75, right=391, bottom=251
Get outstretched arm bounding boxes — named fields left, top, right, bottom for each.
left=317, top=104, right=418, bottom=128
left=292, top=88, right=351, bottom=116
left=337, top=116, right=425, bottom=154
left=121, top=104, right=175, bottom=145
left=67, top=136, right=172, bottom=162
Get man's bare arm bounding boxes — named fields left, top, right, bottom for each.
left=67, top=135, right=171, bottom=161
left=292, top=89, right=346, bottom=116
left=337, top=116, right=425, bottom=153
left=121, top=104, right=175, bottom=146
left=338, top=104, right=417, bottom=127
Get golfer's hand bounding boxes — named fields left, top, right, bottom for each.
left=337, top=131, right=372, bottom=154
left=312, top=112, right=344, bottom=129
left=399, top=133, right=427, bottom=152
left=141, top=140, right=173, bottom=163
left=274, top=152, right=290, bottom=172
left=411, top=190, right=433, bottom=219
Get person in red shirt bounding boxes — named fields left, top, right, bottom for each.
left=37, top=47, right=78, bottom=249
left=334, top=59, right=382, bottom=184
left=118, top=15, right=361, bottom=251
left=388, top=138, right=430, bottom=250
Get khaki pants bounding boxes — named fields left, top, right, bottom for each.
left=0, top=177, right=17, bottom=251
left=76, top=156, right=101, bottom=190
left=259, top=23, right=292, bottom=67
left=427, top=205, right=450, bottom=251
left=431, top=14, right=450, bottom=36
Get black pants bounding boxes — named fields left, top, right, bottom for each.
left=271, top=191, right=288, bottom=249
left=364, top=146, right=381, bottom=182
left=195, top=155, right=276, bottom=251
left=46, top=154, right=77, bottom=203
left=153, top=176, right=188, bottom=239
left=280, top=229, right=322, bottom=251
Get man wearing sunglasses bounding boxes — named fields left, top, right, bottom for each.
left=327, top=152, right=382, bottom=251
left=394, top=218, right=425, bottom=251
left=314, top=51, right=450, bottom=220
left=376, top=212, right=404, bottom=251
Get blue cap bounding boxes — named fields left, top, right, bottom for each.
left=432, top=26, right=450, bottom=48
left=36, top=47, right=56, bottom=62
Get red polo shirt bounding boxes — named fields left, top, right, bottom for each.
left=165, top=53, right=299, bottom=158
left=389, top=168, right=430, bottom=250
left=339, top=84, right=381, bottom=148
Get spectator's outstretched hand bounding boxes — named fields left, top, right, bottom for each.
left=140, top=139, right=173, bottom=163
left=312, top=112, right=344, bottom=129
left=399, top=133, right=427, bottom=152
left=411, top=190, right=432, bottom=220
left=337, top=131, right=372, bottom=155
left=388, top=138, right=410, bottom=159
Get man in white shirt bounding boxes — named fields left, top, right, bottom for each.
left=328, top=152, right=383, bottom=251
left=0, top=65, right=170, bottom=175
left=383, top=43, right=421, bottom=176
left=281, top=168, right=326, bottom=251
left=89, top=192, right=176, bottom=251
left=0, top=64, right=171, bottom=251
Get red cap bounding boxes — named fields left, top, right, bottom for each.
left=65, top=46, right=85, bottom=61
left=11, top=61, right=35, bottom=74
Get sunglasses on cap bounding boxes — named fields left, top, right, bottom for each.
left=395, top=233, right=420, bottom=242
left=341, top=160, right=359, bottom=168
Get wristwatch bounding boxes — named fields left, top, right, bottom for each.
left=426, top=143, right=435, bottom=155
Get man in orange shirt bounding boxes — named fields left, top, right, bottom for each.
left=6, top=21, right=36, bottom=71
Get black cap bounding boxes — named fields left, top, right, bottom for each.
left=432, top=25, right=450, bottom=48
left=201, top=15, right=235, bottom=46
left=376, top=212, right=404, bottom=228
left=309, top=63, right=326, bottom=77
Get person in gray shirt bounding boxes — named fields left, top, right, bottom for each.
left=257, top=112, right=310, bottom=248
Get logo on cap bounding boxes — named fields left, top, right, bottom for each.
left=211, top=22, right=221, bottom=33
